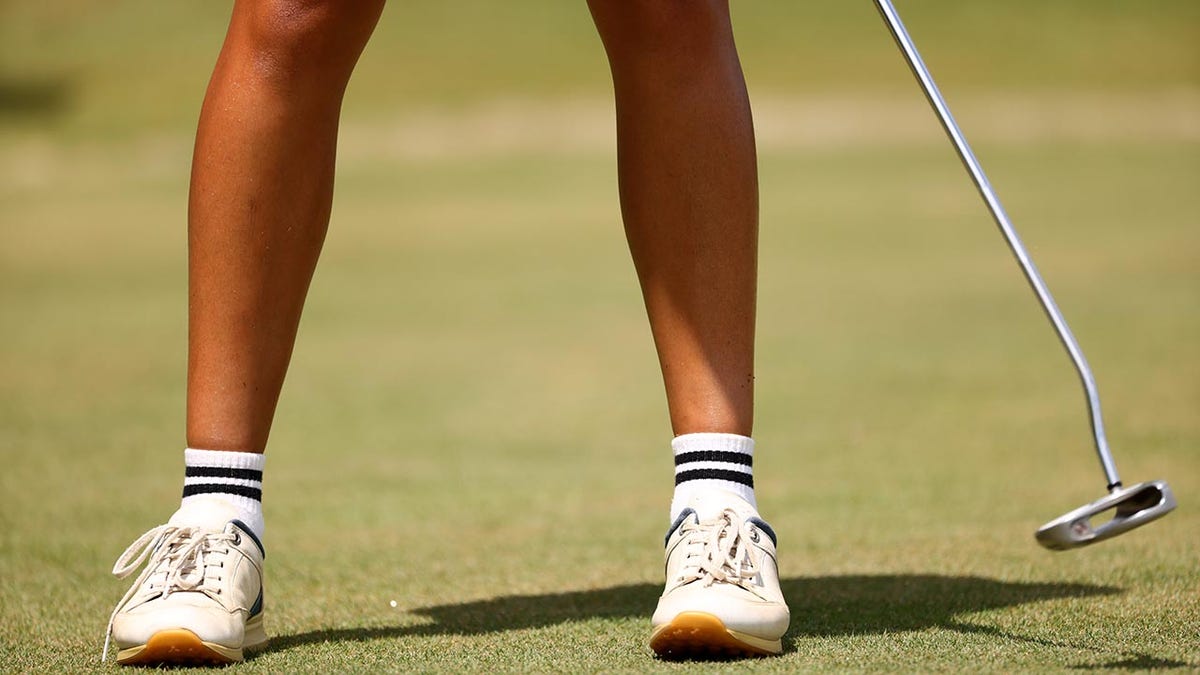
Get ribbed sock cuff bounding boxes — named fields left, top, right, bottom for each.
left=182, top=448, right=266, bottom=538
left=670, top=433, right=756, bottom=521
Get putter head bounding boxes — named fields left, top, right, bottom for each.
left=1036, top=480, right=1176, bottom=551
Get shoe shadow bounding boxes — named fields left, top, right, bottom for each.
left=262, top=574, right=1190, bottom=667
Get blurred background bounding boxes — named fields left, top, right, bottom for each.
left=2, top=1, right=1198, bottom=131
left=1, top=1, right=1197, bottom=670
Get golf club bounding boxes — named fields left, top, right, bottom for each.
left=871, top=0, right=1176, bottom=549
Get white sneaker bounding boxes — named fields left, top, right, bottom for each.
left=103, top=498, right=267, bottom=665
left=650, top=491, right=789, bottom=658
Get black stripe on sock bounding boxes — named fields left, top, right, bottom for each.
left=674, top=450, right=753, bottom=467
left=185, top=466, right=263, bottom=482
left=674, top=468, right=754, bottom=488
left=182, top=483, right=263, bottom=501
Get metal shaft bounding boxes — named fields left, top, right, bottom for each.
left=871, top=0, right=1122, bottom=489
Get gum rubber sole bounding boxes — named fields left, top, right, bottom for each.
left=116, top=629, right=242, bottom=666
left=649, top=611, right=782, bottom=659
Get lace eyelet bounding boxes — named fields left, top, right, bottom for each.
left=749, top=528, right=760, bottom=543
left=232, top=532, right=242, bottom=546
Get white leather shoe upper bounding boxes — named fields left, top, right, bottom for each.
left=104, top=499, right=265, bottom=659
left=652, top=491, right=789, bottom=640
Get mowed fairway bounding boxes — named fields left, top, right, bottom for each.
left=1, top=2, right=1198, bottom=672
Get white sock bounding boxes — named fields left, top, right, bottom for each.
left=181, top=448, right=265, bottom=539
left=670, top=433, right=757, bottom=521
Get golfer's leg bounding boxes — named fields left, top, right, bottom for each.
left=588, top=1, right=789, bottom=659
left=588, top=0, right=757, bottom=438
left=189, top=0, right=384, bottom=454
left=104, top=2, right=383, bottom=666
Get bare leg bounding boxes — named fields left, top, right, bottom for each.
left=105, top=8, right=385, bottom=663
left=587, top=13, right=787, bottom=657
left=588, top=0, right=758, bottom=437
left=187, top=0, right=384, bottom=452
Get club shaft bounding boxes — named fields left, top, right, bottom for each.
left=871, top=0, right=1122, bottom=489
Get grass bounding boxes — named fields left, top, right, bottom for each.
left=1, top=1, right=1198, bottom=672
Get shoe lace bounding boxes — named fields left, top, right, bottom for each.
left=101, top=525, right=239, bottom=662
left=675, top=509, right=762, bottom=591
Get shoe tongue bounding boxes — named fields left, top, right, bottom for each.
left=168, top=498, right=241, bottom=531
left=687, top=490, right=756, bottom=522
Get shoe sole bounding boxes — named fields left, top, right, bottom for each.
left=649, top=611, right=782, bottom=659
left=115, top=615, right=268, bottom=666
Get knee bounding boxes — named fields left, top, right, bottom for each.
left=587, top=0, right=730, bottom=59
left=238, top=0, right=383, bottom=84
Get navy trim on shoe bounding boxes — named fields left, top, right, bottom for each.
left=747, top=516, right=777, bottom=546
left=249, top=587, right=264, bottom=618
left=231, top=519, right=266, bottom=558
left=664, top=508, right=696, bottom=547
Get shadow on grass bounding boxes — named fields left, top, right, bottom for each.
left=263, top=574, right=1189, bottom=667
left=951, top=620, right=1194, bottom=670
left=1069, top=655, right=1197, bottom=670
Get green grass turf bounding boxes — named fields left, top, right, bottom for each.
left=1, top=2, right=1198, bottom=672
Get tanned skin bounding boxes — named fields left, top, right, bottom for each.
left=186, top=0, right=758, bottom=453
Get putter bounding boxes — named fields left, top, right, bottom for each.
left=871, top=0, right=1175, bottom=549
